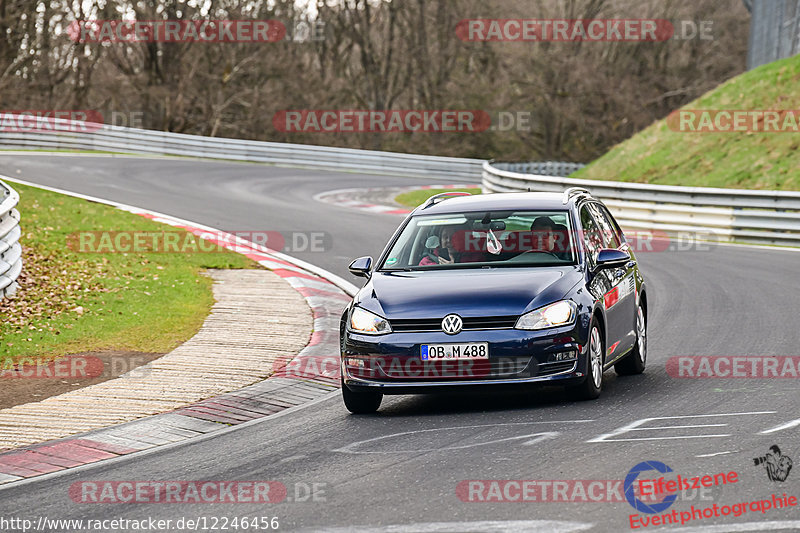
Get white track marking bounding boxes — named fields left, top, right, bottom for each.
left=647, top=521, right=800, bottom=533
left=522, top=434, right=560, bottom=445
left=295, top=520, right=594, bottom=533
left=587, top=411, right=776, bottom=443
left=334, top=421, right=591, bottom=454
left=600, top=435, right=733, bottom=442
left=628, top=424, right=728, bottom=431
left=0, top=151, right=177, bottom=159
left=0, top=390, right=340, bottom=492
left=0, top=175, right=358, bottom=296
left=696, top=451, right=736, bottom=458
left=760, top=417, right=800, bottom=434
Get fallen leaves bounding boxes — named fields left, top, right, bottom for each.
left=0, top=245, right=108, bottom=330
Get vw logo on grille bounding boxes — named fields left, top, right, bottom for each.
left=441, top=314, right=463, bottom=335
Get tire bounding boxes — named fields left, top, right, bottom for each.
left=615, top=303, right=647, bottom=376
left=341, top=378, right=382, bottom=414
left=568, top=319, right=603, bottom=401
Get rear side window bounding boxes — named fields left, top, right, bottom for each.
left=580, top=206, right=603, bottom=260
left=588, top=203, right=622, bottom=249
left=598, top=204, right=625, bottom=247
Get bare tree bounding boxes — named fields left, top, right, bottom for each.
left=0, top=0, right=750, bottom=161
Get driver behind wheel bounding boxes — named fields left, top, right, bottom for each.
left=531, top=216, right=557, bottom=252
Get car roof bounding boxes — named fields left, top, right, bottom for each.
left=413, top=192, right=580, bottom=215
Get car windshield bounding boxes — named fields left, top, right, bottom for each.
left=380, top=210, right=576, bottom=270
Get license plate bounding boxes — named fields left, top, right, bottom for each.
left=421, top=343, right=489, bottom=360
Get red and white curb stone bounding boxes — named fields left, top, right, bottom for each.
left=0, top=176, right=356, bottom=486
left=314, top=183, right=477, bottom=216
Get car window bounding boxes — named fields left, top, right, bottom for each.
left=588, top=203, right=621, bottom=249
left=580, top=205, right=603, bottom=261
left=380, top=210, right=576, bottom=270
left=598, top=204, right=625, bottom=247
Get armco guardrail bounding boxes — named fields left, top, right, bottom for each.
left=3, top=114, right=797, bottom=246
left=0, top=180, right=22, bottom=299
left=483, top=161, right=800, bottom=246
left=0, top=115, right=482, bottom=182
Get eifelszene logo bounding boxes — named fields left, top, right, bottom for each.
left=625, top=461, right=678, bottom=514
left=753, top=445, right=793, bottom=482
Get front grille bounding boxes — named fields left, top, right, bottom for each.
left=391, top=316, right=518, bottom=332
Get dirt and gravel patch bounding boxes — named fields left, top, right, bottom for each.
left=0, top=350, right=163, bottom=409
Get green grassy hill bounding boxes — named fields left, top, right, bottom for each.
left=571, top=55, right=800, bottom=190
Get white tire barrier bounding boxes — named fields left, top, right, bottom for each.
left=0, top=180, right=21, bottom=299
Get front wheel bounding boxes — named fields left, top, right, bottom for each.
left=615, top=304, right=646, bottom=376
left=568, top=320, right=603, bottom=401
left=341, top=379, right=382, bottom=414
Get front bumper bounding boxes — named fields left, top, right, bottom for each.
left=341, top=324, right=588, bottom=394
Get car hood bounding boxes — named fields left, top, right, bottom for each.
left=356, top=267, right=583, bottom=319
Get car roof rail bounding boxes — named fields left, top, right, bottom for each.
left=562, top=187, right=592, bottom=204
left=421, top=191, right=472, bottom=209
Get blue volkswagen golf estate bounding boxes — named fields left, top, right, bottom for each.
left=340, top=188, right=648, bottom=413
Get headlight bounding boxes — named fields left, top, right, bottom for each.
left=349, top=307, right=392, bottom=335
left=515, top=301, right=577, bottom=330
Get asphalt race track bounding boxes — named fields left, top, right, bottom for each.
left=0, top=154, right=799, bottom=532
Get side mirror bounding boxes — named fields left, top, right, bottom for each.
left=594, top=248, right=630, bottom=270
left=348, top=256, right=373, bottom=278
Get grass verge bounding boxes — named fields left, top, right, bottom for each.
left=0, top=181, right=256, bottom=360
left=572, top=54, right=800, bottom=190
left=395, top=188, right=482, bottom=208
